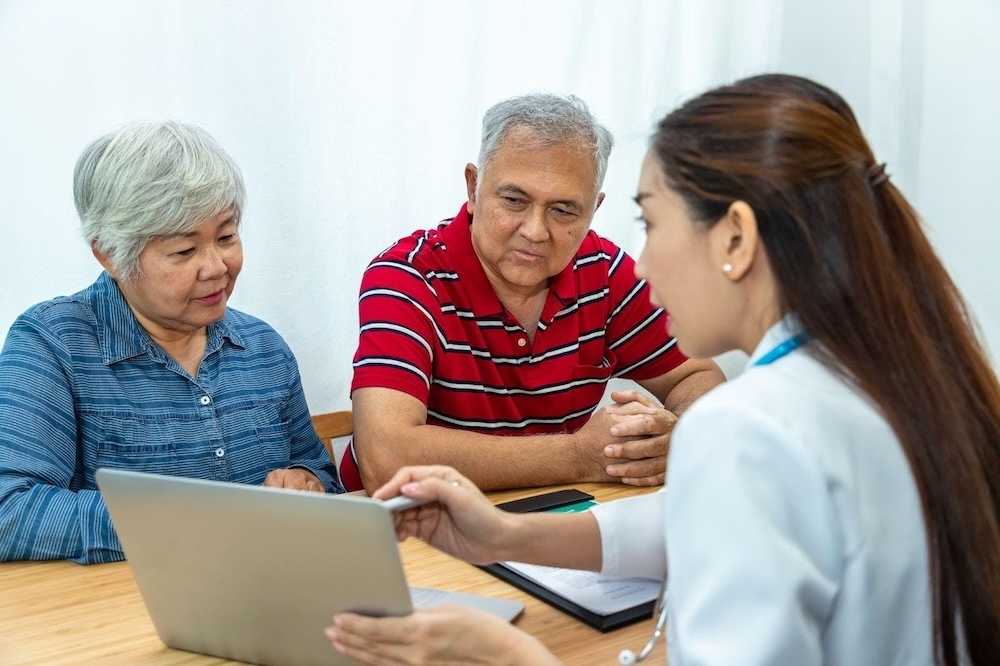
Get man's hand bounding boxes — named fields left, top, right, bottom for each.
left=603, top=389, right=679, bottom=486
left=262, top=468, right=324, bottom=492
left=574, top=390, right=678, bottom=486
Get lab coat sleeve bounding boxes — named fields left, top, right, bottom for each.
left=591, top=489, right=667, bottom=580
left=664, top=398, right=841, bottom=666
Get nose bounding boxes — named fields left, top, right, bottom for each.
left=519, top=208, right=550, bottom=244
left=198, top=247, right=227, bottom=281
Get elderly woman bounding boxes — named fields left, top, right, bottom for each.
left=0, top=121, right=342, bottom=565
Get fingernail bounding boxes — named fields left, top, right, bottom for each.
left=607, top=465, right=619, bottom=475
left=324, top=627, right=336, bottom=638
left=401, top=482, right=419, bottom=493
left=604, top=445, right=616, bottom=456
left=610, top=426, right=621, bottom=436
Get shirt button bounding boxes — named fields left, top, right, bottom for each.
left=199, top=395, right=211, bottom=406
left=215, top=447, right=225, bottom=458
left=517, top=338, right=527, bottom=347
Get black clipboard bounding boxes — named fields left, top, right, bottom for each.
left=478, top=562, right=655, bottom=632
left=477, top=489, right=657, bottom=632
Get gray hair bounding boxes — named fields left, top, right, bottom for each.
left=74, top=120, right=246, bottom=280
left=477, top=93, right=614, bottom=193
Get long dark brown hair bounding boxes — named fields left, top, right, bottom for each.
left=652, top=73, right=1000, bottom=664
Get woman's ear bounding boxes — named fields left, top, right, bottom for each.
left=710, top=200, right=759, bottom=281
left=91, top=244, right=120, bottom=279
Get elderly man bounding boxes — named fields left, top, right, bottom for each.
left=345, top=93, right=724, bottom=492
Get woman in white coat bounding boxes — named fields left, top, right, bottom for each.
left=326, top=74, right=1000, bottom=665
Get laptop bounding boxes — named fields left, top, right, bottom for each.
left=96, top=468, right=523, bottom=666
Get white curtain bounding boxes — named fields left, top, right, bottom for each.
left=1, top=0, right=997, bottom=414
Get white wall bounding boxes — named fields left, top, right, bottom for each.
left=1, top=0, right=996, bottom=415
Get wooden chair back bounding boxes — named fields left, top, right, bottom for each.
left=311, top=410, right=353, bottom=464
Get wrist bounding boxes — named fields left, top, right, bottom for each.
left=500, top=627, right=561, bottom=665
left=568, top=429, right=608, bottom=483
left=493, top=511, right=532, bottom=563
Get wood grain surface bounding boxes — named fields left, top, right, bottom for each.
left=0, top=483, right=663, bottom=665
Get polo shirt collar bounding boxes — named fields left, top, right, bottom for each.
left=440, top=204, right=506, bottom=318
left=439, top=204, right=579, bottom=319
left=89, top=271, right=246, bottom=366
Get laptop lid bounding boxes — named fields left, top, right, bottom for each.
left=96, top=468, right=521, bottom=666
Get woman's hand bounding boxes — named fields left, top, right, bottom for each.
left=372, top=466, right=516, bottom=565
left=326, top=606, right=561, bottom=665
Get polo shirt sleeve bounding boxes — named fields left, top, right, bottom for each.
left=603, top=243, right=686, bottom=380
left=351, top=257, right=438, bottom=405
left=0, top=314, right=122, bottom=564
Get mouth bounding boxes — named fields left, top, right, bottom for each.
left=512, top=249, right=544, bottom=262
left=196, top=289, right=226, bottom=305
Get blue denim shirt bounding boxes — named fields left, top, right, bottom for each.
left=0, top=272, right=342, bottom=564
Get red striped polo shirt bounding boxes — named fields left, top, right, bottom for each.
left=343, top=205, right=685, bottom=487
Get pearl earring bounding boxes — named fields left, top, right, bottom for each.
left=722, top=263, right=733, bottom=273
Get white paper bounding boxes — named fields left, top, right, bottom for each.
left=500, top=561, right=660, bottom=616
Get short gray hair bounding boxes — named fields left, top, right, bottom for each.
left=478, top=93, right=614, bottom=193
left=74, top=120, right=246, bottom=280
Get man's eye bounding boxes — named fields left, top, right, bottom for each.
left=503, top=197, right=525, bottom=206
left=219, top=234, right=236, bottom=243
left=553, top=208, right=574, bottom=217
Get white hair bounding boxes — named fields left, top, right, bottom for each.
left=477, top=93, right=614, bottom=194
left=74, top=120, right=246, bottom=280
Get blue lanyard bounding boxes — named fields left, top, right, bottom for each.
left=754, top=333, right=809, bottom=366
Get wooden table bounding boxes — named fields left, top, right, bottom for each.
left=0, top=483, right=664, bottom=665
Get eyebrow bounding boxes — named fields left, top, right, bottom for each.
left=497, top=184, right=582, bottom=211
left=633, top=192, right=651, bottom=206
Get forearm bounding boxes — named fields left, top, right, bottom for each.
left=288, top=447, right=340, bottom=492
left=660, top=360, right=725, bottom=416
left=284, top=371, right=342, bottom=492
left=0, top=482, right=122, bottom=564
left=358, top=423, right=598, bottom=492
left=496, top=510, right=602, bottom=572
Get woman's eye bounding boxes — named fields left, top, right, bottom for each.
left=219, top=234, right=236, bottom=243
left=174, top=248, right=195, bottom=257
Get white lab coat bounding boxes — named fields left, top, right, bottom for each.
left=592, top=318, right=931, bottom=665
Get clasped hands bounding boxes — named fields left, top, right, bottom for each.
left=261, top=467, right=324, bottom=492
left=577, top=389, right=678, bottom=486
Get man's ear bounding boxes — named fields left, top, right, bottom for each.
left=464, top=163, right=478, bottom=216
left=710, top=200, right=759, bottom=281
left=595, top=191, right=605, bottom=211
left=91, top=244, right=120, bottom=279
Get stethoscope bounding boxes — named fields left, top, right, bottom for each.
left=617, top=580, right=668, bottom=664
left=616, top=333, right=809, bottom=664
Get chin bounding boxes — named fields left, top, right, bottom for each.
left=671, top=329, right=703, bottom=360
left=503, top=269, right=550, bottom=289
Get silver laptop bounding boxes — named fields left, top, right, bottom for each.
left=96, top=468, right=523, bottom=666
